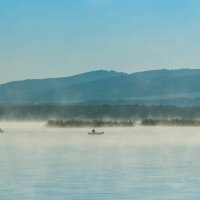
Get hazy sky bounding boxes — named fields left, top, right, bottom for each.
left=1, top=0, right=200, bottom=83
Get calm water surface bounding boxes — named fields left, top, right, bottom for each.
left=0, top=122, right=200, bottom=199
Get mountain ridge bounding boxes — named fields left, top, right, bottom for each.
left=1, top=68, right=200, bottom=106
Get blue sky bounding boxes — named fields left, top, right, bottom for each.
left=0, top=0, right=200, bottom=83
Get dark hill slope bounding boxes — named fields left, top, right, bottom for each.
left=1, top=69, right=200, bottom=106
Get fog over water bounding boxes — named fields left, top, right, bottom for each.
left=1, top=122, right=200, bottom=146
left=1, top=122, right=200, bottom=199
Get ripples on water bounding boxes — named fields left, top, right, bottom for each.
left=0, top=122, right=200, bottom=199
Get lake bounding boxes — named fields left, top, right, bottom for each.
left=0, top=122, right=200, bottom=199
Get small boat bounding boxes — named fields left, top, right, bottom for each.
left=88, top=129, right=104, bottom=135
left=0, top=128, right=4, bottom=133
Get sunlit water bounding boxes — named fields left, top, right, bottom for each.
left=1, top=122, right=200, bottom=199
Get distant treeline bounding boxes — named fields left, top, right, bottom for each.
left=1, top=104, right=200, bottom=120
left=141, top=119, right=200, bottom=126
left=47, top=119, right=134, bottom=127
left=48, top=119, right=200, bottom=127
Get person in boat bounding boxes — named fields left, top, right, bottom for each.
left=92, top=129, right=95, bottom=134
